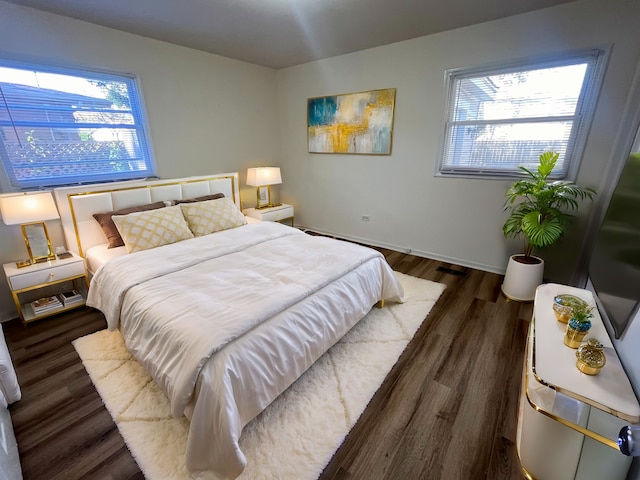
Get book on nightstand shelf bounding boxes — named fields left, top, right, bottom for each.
left=58, top=290, right=83, bottom=306
left=31, top=296, right=62, bottom=314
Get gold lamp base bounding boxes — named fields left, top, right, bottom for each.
left=15, top=255, right=55, bottom=268
left=255, top=184, right=281, bottom=209
left=16, top=259, right=32, bottom=268
left=256, top=203, right=282, bottom=210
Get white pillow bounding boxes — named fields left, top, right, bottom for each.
left=112, top=205, right=194, bottom=253
left=180, top=197, right=247, bottom=237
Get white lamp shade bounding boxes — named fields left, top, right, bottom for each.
left=246, top=167, right=282, bottom=187
left=0, top=191, right=60, bottom=225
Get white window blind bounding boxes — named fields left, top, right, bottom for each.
left=0, top=61, right=155, bottom=189
left=439, top=50, right=606, bottom=179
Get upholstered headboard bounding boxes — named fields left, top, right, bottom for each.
left=53, top=173, right=240, bottom=258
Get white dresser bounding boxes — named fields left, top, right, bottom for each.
left=517, top=283, right=640, bottom=480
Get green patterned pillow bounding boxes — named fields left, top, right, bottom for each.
left=180, top=197, right=247, bottom=237
left=112, top=205, right=194, bottom=253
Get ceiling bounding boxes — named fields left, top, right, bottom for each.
left=4, top=0, right=576, bottom=69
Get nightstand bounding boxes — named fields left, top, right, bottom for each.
left=243, top=204, right=294, bottom=226
left=3, top=252, right=89, bottom=324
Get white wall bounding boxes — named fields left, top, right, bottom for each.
left=1, top=0, right=639, bottom=323
left=276, top=0, right=640, bottom=284
left=0, top=1, right=280, bottom=321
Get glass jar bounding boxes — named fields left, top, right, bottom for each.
left=576, top=338, right=606, bottom=375
left=553, top=294, right=587, bottom=323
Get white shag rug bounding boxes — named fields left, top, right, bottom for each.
left=73, top=272, right=445, bottom=480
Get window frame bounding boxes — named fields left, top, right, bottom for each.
left=436, top=48, right=609, bottom=181
left=0, top=58, right=156, bottom=191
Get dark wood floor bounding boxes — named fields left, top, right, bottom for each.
left=3, top=249, right=531, bottom=480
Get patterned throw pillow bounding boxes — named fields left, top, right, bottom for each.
left=180, top=197, right=247, bottom=237
left=112, top=205, right=194, bottom=253
left=93, top=201, right=166, bottom=248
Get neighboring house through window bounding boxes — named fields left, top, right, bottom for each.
left=0, top=60, right=155, bottom=189
left=438, top=49, right=607, bottom=179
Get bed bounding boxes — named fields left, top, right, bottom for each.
left=53, top=173, right=404, bottom=480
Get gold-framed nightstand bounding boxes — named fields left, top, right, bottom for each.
left=3, top=252, right=89, bottom=324
left=243, top=204, right=294, bottom=226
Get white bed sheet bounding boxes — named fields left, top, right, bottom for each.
left=87, top=222, right=404, bottom=479
left=84, top=243, right=127, bottom=275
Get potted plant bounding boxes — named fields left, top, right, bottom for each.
left=501, top=151, right=596, bottom=301
left=564, top=303, right=595, bottom=348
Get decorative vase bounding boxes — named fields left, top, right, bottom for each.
left=553, top=294, right=587, bottom=324
left=564, top=318, right=592, bottom=348
left=501, top=254, right=544, bottom=302
left=575, top=338, right=606, bottom=375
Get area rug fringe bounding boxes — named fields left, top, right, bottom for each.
left=73, top=272, right=445, bottom=480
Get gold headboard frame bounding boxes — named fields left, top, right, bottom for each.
left=53, top=173, right=240, bottom=259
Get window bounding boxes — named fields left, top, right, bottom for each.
left=439, top=50, right=607, bottom=179
left=0, top=60, right=155, bottom=189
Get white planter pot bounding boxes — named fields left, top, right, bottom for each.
left=501, top=254, right=544, bottom=302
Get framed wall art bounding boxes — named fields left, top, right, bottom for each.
left=307, top=88, right=396, bottom=155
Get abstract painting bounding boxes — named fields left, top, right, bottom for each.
left=307, top=88, right=396, bottom=154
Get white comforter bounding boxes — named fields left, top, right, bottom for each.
left=87, top=221, right=404, bottom=479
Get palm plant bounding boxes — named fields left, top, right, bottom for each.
left=570, top=302, right=594, bottom=324
left=503, top=151, right=596, bottom=259
left=567, top=302, right=595, bottom=336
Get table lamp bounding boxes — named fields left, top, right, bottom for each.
left=0, top=191, right=60, bottom=267
left=246, top=167, right=282, bottom=209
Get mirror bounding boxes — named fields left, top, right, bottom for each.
left=589, top=126, right=640, bottom=338
left=21, top=222, right=55, bottom=263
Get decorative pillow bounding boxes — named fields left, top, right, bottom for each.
left=112, top=205, right=194, bottom=253
left=173, top=193, right=225, bottom=205
left=93, top=201, right=166, bottom=248
left=180, top=197, right=247, bottom=237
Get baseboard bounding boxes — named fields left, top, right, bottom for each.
left=297, top=226, right=505, bottom=276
